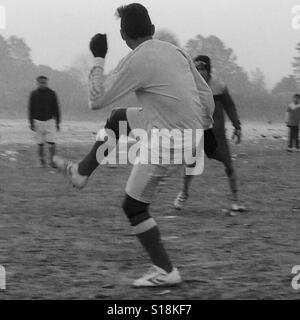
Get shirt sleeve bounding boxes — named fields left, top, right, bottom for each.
left=52, top=92, right=60, bottom=125
left=221, top=87, right=241, bottom=130
left=88, top=57, right=142, bottom=110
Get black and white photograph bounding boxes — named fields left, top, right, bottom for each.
left=0, top=0, right=300, bottom=302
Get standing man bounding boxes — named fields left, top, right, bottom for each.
left=174, top=55, right=245, bottom=213
left=28, top=76, right=60, bottom=167
left=285, top=93, right=300, bottom=152
left=54, top=3, right=215, bottom=287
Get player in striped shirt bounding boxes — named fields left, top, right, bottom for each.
left=54, top=3, right=214, bottom=287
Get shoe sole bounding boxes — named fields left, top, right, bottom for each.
left=132, top=280, right=183, bottom=288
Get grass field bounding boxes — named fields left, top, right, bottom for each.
left=0, top=121, right=300, bottom=299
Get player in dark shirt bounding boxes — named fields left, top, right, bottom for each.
left=174, top=55, right=245, bottom=214
left=285, top=93, right=300, bottom=152
left=28, top=76, right=60, bottom=167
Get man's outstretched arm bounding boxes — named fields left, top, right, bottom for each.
left=52, top=92, right=61, bottom=130
left=221, top=87, right=242, bottom=143
left=221, top=87, right=241, bottom=130
left=88, top=34, right=140, bottom=110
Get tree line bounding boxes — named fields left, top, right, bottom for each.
left=0, top=33, right=299, bottom=122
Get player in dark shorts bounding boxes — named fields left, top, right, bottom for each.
left=174, top=55, right=246, bottom=214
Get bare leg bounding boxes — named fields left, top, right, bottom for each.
left=38, top=144, right=45, bottom=167
left=174, top=171, right=193, bottom=210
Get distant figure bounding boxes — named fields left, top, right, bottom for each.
left=174, top=55, right=245, bottom=214
left=285, top=94, right=300, bottom=152
left=28, top=76, right=61, bottom=167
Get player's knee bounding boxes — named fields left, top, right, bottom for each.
left=105, top=108, right=130, bottom=140
left=122, top=194, right=150, bottom=227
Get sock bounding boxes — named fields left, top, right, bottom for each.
left=48, top=143, right=56, bottom=162
left=38, top=144, right=45, bottom=163
left=226, top=167, right=238, bottom=202
left=135, top=220, right=173, bottom=273
left=78, top=141, right=106, bottom=176
left=183, top=175, right=193, bottom=195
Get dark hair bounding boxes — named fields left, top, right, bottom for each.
left=36, top=76, right=48, bottom=81
left=116, top=3, right=153, bottom=39
left=194, top=55, right=211, bottom=74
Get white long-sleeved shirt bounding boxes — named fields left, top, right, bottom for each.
left=89, top=39, right=214, bottom=132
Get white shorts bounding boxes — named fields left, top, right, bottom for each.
left=96, top=107, right=204, bottom=203
left=34, top=119, right=56, bottom=144
left=125, top=108, right=204, bottom=203
left=125, top=163, right=182, bottom=203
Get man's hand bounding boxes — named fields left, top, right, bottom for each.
left=89, top=34, right=108, bottom=58
left=232, top=128, right=242, bottom=144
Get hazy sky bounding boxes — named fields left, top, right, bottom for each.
left=1, top=0, right=300, bottom=88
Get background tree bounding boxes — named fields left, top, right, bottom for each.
left=185, top=35, right=251, bottom=94
left=272, top=75, right=299, bottom=94
left=65, top=53, right=93, bottom=85
left=250, top=68, right=267, bottom=93
left=7, top=36, right=32, bottom=63
left=0, top=35, right=88, bottom=119
left=0, top=35, right=11, bottom=64
left=184, top=34, right=282, bottom=121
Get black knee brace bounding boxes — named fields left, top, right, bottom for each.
left=105, top=108, right=131, bottom=140
left=122, top=194, right=150, bottom=227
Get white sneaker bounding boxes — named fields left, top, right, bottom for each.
left=174, top=192, right=188, bottom=210
left=53, top=156, right=88, bottom=190
left=133, top=265, right=182, bottom=287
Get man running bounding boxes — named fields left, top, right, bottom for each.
left=174, top=55, right=245, bottom=213
left=54, top=3, right=214, bottom=287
